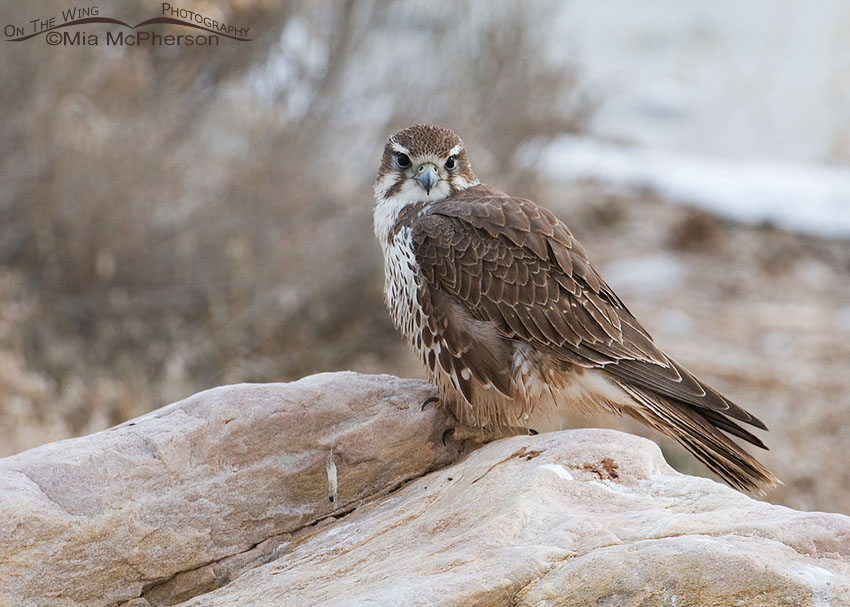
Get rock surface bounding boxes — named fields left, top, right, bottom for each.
left=0, top=373, right=460, bottom=607
left=2, top=372, right=849, bottom=607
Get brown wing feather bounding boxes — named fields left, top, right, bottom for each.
left=411, top=185, right=768, bottom=435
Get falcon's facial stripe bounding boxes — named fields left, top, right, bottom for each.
left=390, top=140, right=410, bottom=155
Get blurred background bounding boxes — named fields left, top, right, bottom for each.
left=1, top=0, right=849, bottom=514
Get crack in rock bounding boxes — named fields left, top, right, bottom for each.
left=126, top=455, right=440, bottom=606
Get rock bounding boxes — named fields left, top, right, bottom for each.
left=0, top=372, right=461, bottom=607
left=1, top=372, right=849, bottom=607
left=173, top=429, right=850, bottom=607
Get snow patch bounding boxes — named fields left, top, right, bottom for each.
left=526, top=135, right=850, bottom=239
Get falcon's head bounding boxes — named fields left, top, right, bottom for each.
left=374, top=124, right=478, bottom=205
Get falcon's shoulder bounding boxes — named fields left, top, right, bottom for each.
left=410, top=184, right=634, bottom=349
left=409, top=185, right=765, bottom=429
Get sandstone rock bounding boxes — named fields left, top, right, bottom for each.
left=173, top=429, right=850, bottom=607
left=0, top=373, right=461, bottom=607
left=2, top=372, right=849, bottom=607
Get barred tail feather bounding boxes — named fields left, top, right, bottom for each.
left=618, top=384, right=780, bottom=494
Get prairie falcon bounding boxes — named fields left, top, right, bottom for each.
left=373, top=124, right=778, bottom=492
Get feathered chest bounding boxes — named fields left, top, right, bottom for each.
left=381, top=226, right=424, bottom=341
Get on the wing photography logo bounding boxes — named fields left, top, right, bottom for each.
left=3, top=3, right=252, bottom=46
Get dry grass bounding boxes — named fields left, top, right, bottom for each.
left=0, top=1, right=586, bottom=446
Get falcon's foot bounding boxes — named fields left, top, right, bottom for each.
left=420, top=396, right=440, bottom=411
left=442, top=425, right=538, bottom=445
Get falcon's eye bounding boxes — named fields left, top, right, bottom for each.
left=396, top=153, right=411, bottom=168
left=445, top=156, right=457, bottom=170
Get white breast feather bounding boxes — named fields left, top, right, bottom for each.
left=380, top=226, right=421, bottom=340
left=373, top=182, right=429, bottom=343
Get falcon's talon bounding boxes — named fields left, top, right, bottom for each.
left=528, top=428, right=539, bottom=436
left=421, top=396, right=440, bottom=411
left=441, top=428, right=454, bottom=446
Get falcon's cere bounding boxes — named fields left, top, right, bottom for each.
left=373, top=124, right=778, bottom=492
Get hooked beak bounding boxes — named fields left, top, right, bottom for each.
left=415, top=163, right=439, bottom=194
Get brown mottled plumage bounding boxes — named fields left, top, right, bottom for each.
left=373, top=124, right=778, bottom=492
